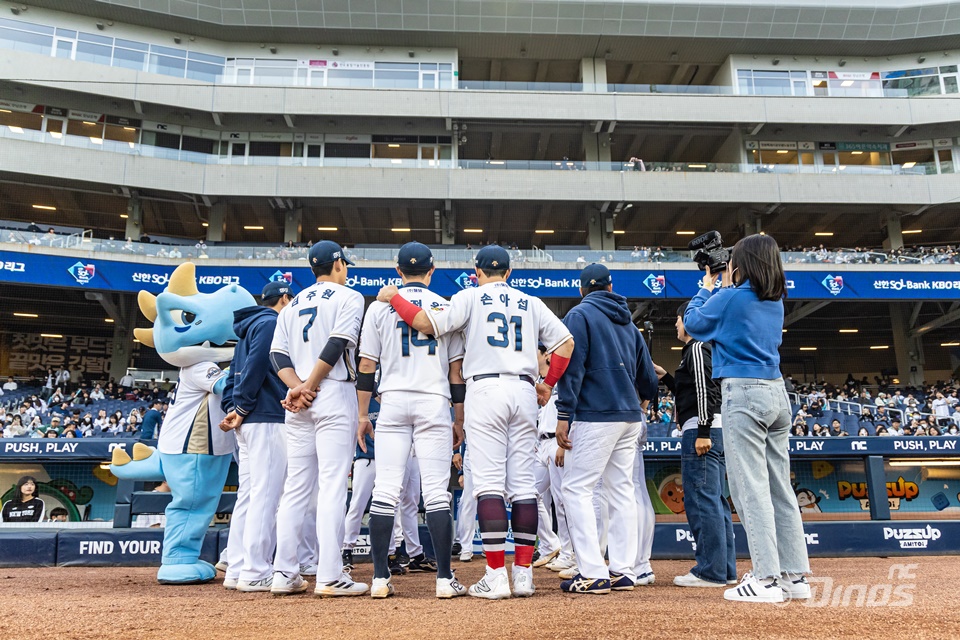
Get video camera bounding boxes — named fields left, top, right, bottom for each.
left=688, top=230, right=730, bottom=273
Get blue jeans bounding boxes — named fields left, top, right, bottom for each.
left=681, top=429, right=737, bottom=584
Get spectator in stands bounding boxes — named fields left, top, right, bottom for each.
left=828, top=421, right=847, bottom=437
left=889, top=419, right=904, bottom=436
left=49, top=507, right=69, bottom=522
left=139, top=401, right=163, bottom=439
left=927, top=426, right=943, bottom=436
left=62, top=424, right=79, bottom=438
left=79, top=414, right=95, bottom=437
left=54, top=366, right=69, bottom=391
left=796, top=404, right=811, bottom=420
left=874, top=407, right=891, bottom=427
left=43, top=428, right=58, bottom=438
left=857, top=427, right=870, bottom=437
left=118, top=372, right=135, bottom=389
left=126, top=408, right=141, bottom=431
left=106, top=415, right=122, bottom=434
left=122, top=238, right=137, bottom=253
left=1, top=476, right=44, bottom=523
left=26, top=222, right=42, bottom=234
left=168, top=246, right=182, bottom=259
left=859, top=406, right=874, bottom=422
left=811, top=424, right=826, bottom=437
left=791, top=424, right=806, bottom=437
left=2, top=377, right=17, bottom=392
left=876, top=426, right=891, bottom=436
left=90, top=385, right=105, bottom=402
left=3, top=415, right=26, bottom=437
left=94, top=409, right=109, bottom=432
left=69, top=367, right=83, bottom=391
left=670, top=424, right=682, bottom=438
left=49, top=388, right=64, bottom=405
left=809, top=401, right=824, bottom=418
left=951, top=406, right=960, bottom=428
left=932, top=392, right=951, bottom=427
left=948, top=424, right=959, bottom=436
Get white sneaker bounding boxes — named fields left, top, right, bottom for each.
left=532, top=549, right=559, bottom=568
left=545, top=556, right=576, bottom=572
left=270, top=571, right=308, bottom=595
left=436, top=576, right=468, bottom=599
left=781, top=572, right=812, bottom=600
left=223, top=577, right=238, bottom=590
left=459, top=551, right=473, bottom=562
left=237, top=576, right=274, bottom=592
left=674, top=572, right=726, bottom=588
left=370, top=577, right=394, bottom=599
left=634, top=571, right=655, bottom=586
left=315, top=573, right=369, bottom=597
left=299, top=564, right=318, bottom=576
left=724, top=574, right=785, bottom=603
left=558, top=565, right=579, bottom=579
left=468, top=566, right=512, bottom=600
left=215, top=560, right=229, bottom=572
left=511, top=564, right=535, bottom=597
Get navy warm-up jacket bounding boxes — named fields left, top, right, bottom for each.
left=223, top=306, right=287, bottom=424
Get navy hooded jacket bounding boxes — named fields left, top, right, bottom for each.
left=223, top=306, right=286, bottom=424
left=556, top=291, right=658, bottom=423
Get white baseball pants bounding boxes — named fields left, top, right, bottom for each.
left=562, top=420, right=641, bottom=581
left=632, top=421, right=655, bottom=578
left=343, top=457, right=376, bottom=549
left=225, top=422, right=286, bottom=582
left=298, top=483, right=318, bottom=568
left=274, top=380, right=356, bottom=582
left=456, top=447, right=477, bottom=551
left=463, top=378, right=538, bottom=502
left=391, top=453, right=424, bottom=556
left=534, top=437, right=563, bottom=557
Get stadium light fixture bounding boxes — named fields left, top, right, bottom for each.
left=799, top=347, right=817, bottom=351
left=782, top=329, right=787, bottom=333
left=391, top=228, right=411, bottom=232
left=902, top=161, right=917, bottom=169
left=613, top=230, right=626, bottom=235
left=201, top=222, right=209, bottom=227
left=870, top=345, right=889, bottom=350
left=243, top=225, right=264, bottom=230
left=941, top=342, right=959, bottom=347
left=317, top=226, right=338, bottom=231
left=463, top=228, right=483, bottom=233
left=687, top=164, right=707, bottom=168
left=40, top=333, right=63, bottom=339
left=535, top=230, right=554, bottom=234
left=82, top=121, right=97, bottom=126
left=902, top=229, right=922, bottom=234
left=776, top=150, right=789, bottom=154
left=388, top=144, right=400, bottom=148
left=839, top=329, right=858, bottom=333
left=0, top=109, right=10, bottom=113
left=32, top=204, right=56, bottom=210
left=105, top=318, right=114, bottom=323
left=815, top=232, right=834, bottom=237
left=13, top=312, right=38, bottom=318
left=851, top=151, right=863, bottom=155
left=676, top=231, right=695, bottom=235
left=840, top=80, right=854, bottom=87
left=119, top=214, right=128, bottom=219
left=670, top=346, right=682, bottom=350
left=890, top=459, right=958, bottom=467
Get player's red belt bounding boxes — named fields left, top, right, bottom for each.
left=472, top=374, right=536, bottom=386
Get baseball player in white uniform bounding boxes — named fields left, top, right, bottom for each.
left=378, top=245, right=574, bottom=600
left=269, top=240, right=366, bottom=597
left=359, top=242, right=466, bottom=599
left=455, top=441, right=477, bottom=562
left=341, top=396, right=379, bottom=572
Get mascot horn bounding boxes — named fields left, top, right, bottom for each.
left=110, top=262, right=254, bottom=584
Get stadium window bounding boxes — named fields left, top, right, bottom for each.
left=0, top=109, right=42, bottom=132
left=148, top=44, right=187, bottom=78
left=373, top=143, right=418, bottom=159
left=324, top=143, right=370, bottom=158
left=881, top=67, right=942, bottom=97
left=938, top=148, right=955, bottom=174
left=251, top=59, right=297, bottom=86
left=75, top=32, right=113, bottom=66
left=103, top=123, right=137, bottom=144
left=140, top=130, right=180, bottom=150
left=186, top=52, right=226, bottom=83
left=327, top=68, right=374, bottom=88
left=112, top=39, right=148, bottom=71
left=0, top=18, right=54, bottom=55
left=66, top=118, right=103, bottom=141
left=248, top=141, right=293, bottom=157
left=837, top=149, right=890, bottom=169
left=892, top=146, right=936, bottom=173
left=181, top=135, right=216, bottom=155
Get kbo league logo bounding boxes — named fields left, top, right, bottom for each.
left=67, top=261, right=96, bottom=285
left=643, top=273, right=665, bottom=295
left=270, top=270, right=293, bottom=284
left=821, top=274, right=844, bottom=296
left=455, top=272, right=479, bottom=289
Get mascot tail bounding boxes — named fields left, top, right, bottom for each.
left=110, top=443, right=165, bottom=482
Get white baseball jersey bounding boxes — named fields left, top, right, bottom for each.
left=158, top=361, right=233, bottom=456
left=538, top=391, right=559, bottom=437
left=271, top=281, right=364, bottom=383
left=359, top=285, right=465, bottom=398
left=425, top=281, right=571, bottom=380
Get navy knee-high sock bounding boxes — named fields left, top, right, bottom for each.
left=425, top=508, right=454, bottom=580
left=510, top=498, right=538, bottom=567
left=368, top=500, right=395, bottom=580
left=477, top=494, right=509, bottom=570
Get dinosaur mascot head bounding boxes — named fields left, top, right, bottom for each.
left=112, top=262, right=255, bottom=585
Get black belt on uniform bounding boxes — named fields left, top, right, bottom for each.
left=472, top=373, right=536, bottom=387
left=540, top=432, right=556, bottom=441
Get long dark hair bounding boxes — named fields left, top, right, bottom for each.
left=14, top=476, right=38, bottom=503
left=730, top=234, right=788, bottom=301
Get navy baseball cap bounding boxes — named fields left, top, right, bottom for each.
left=475, top=245, right=511, bottom=271
left=397, top=242, right=434, bottom=273
left=262, top=281, right=295, bottom=301
left=309, top=240, right=355, bottom=267
left=580, top=263, right=611, bottom=288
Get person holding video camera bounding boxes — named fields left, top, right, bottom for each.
left=682, top=233, right=811, bottom=604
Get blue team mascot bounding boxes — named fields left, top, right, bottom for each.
left=111, top=263, right=255, bottom=584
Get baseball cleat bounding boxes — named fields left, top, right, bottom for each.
left=341, top=549, right=354, bottom=573
left=388, top=554, right=407, bottom=575
left=545, top=556, right=576, bottom=572
left=407, top=553, right=438, bottom=573
left=436, top=577, right=468, bottom=599
left=270, top=571, right=308, bottom=596
left=459, top=550, right=474, bottom=563
left=397, top=551, right=411, bottom=567
left=315, top=573, right=369, bottom=597
left=468, top=566, right=512, bottom=600
left=634, top=571, right=656, bottom=586
left=215, top=560, right=229, bottom=572
left=724, top=574, right=784, bottom=603
left=451, top=543, right=462, bottom=557
left=237, top=576, right=274, bottom=592
left=511, top=564, right=535, bottom=597
left=674, top=572, right=727, bottom=588
left=222, top=577, right=238, bottom=590
left=370, top=577, right=395, bottom=599
left=560, top=574, right=611, bottom=594
left=609, top=572, right=635, bottom=591
left=558, top=565, right=579, bottom=579
left=532, top=549, right=559, bottom=568
left=780, top=573, right=812, bottom=600
left=299, top=563, right=318, bottom=577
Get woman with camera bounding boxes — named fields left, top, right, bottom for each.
left=682, top=233, right=811, bottom=604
